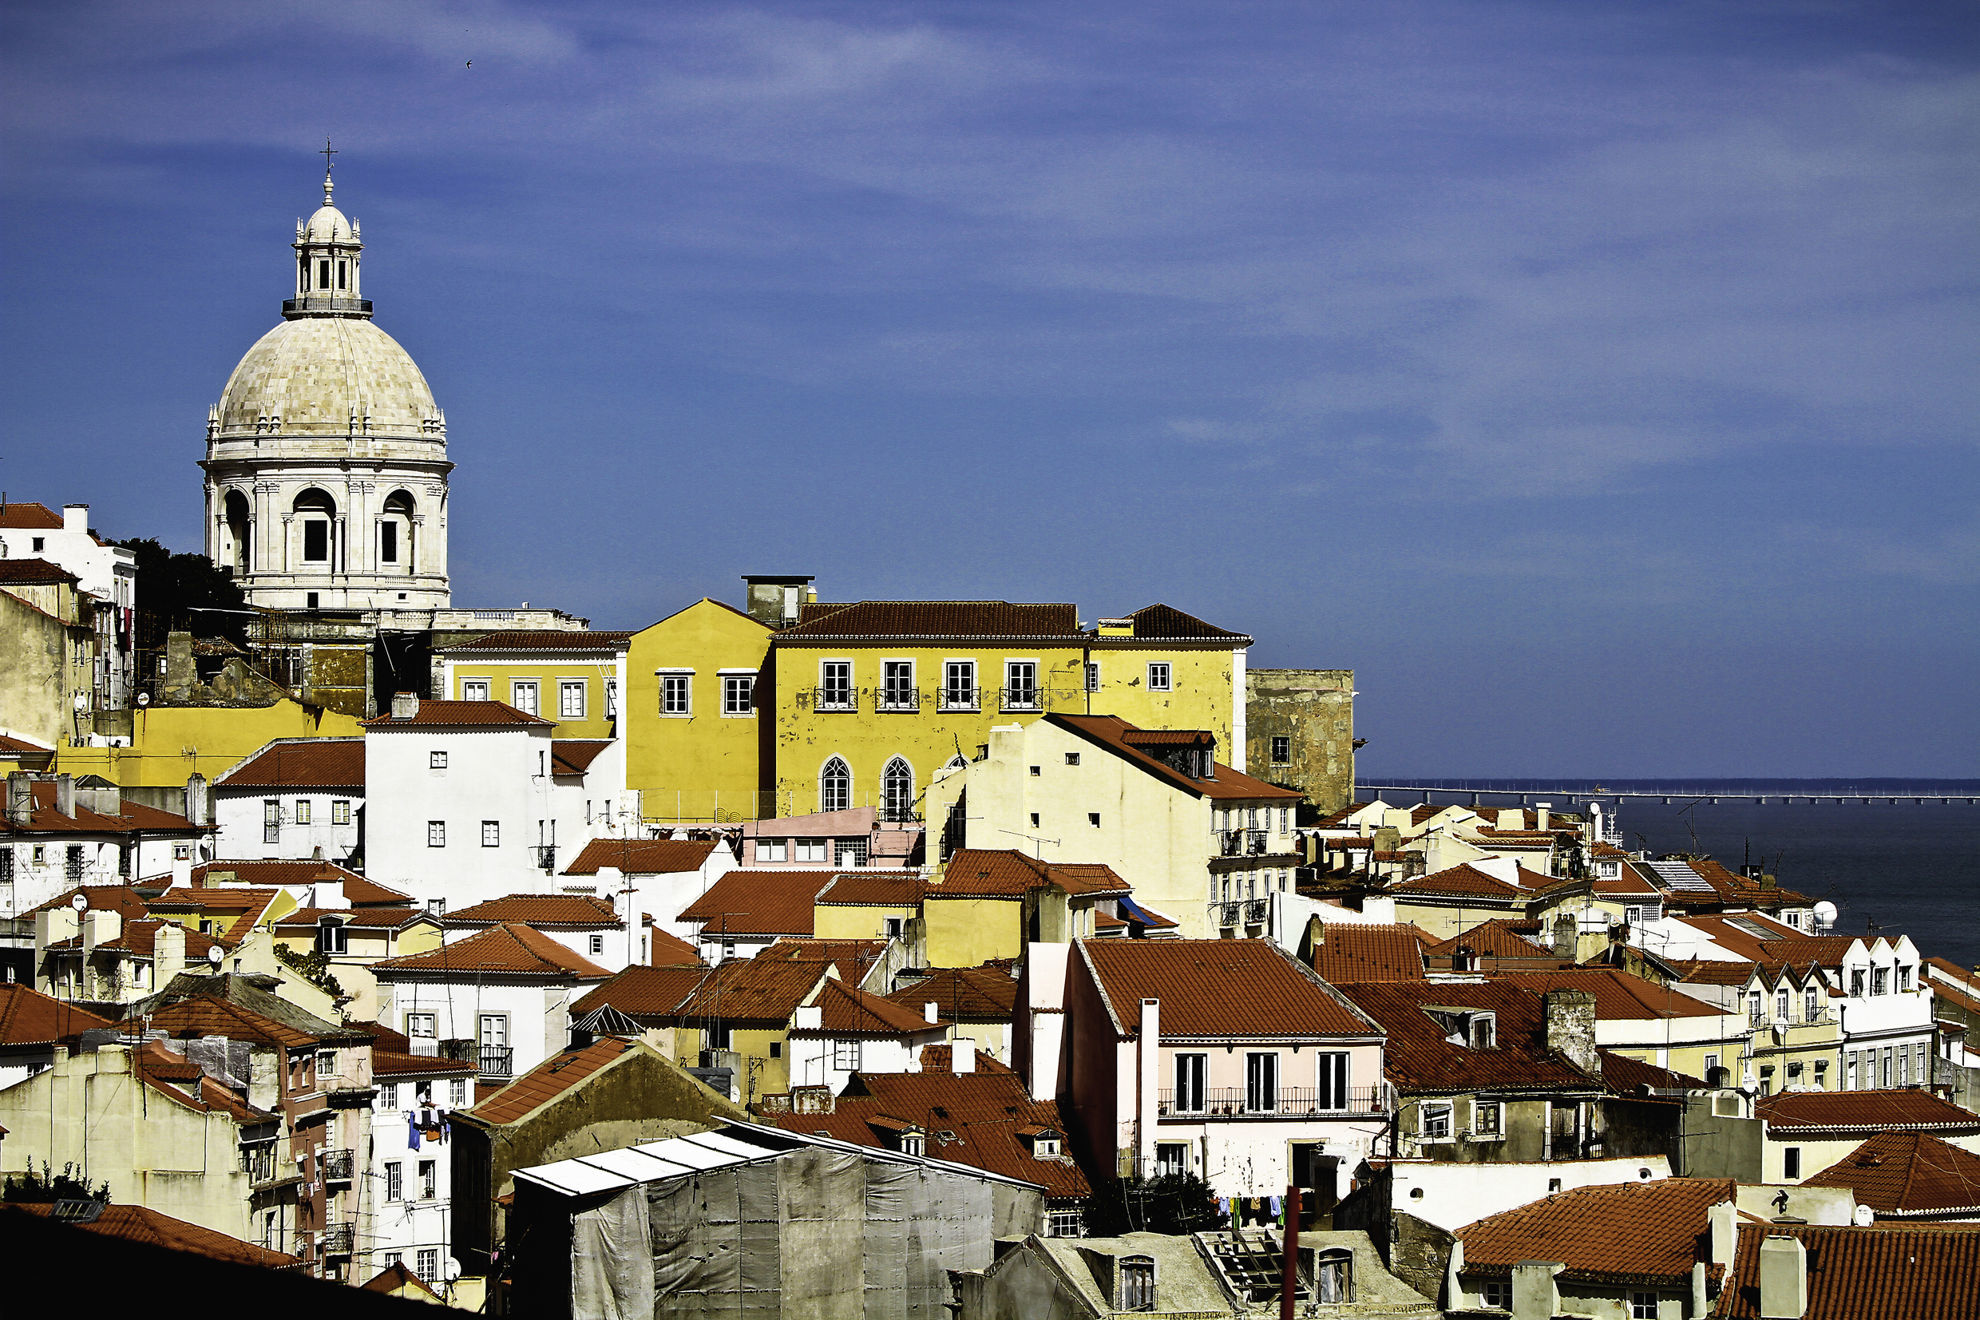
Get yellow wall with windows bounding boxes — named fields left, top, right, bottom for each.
left=813, top=901, right=921, bottom=944
left=444, top=657, right=623, bottom=738
left=272, top=922, right=445, bottom=1020
left=58, top=699, right=365, bottom=788
left=922, top=896, right=1025, bottom=968
left=1084, top=643, right=1239, bottom=754
left=624, top=600, right=772, bottom=823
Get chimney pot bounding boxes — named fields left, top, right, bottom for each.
left=390, top=691, right=420, bottom=720
left=952, top=1038, right=976, bottom=1074
left=54, top=774, right=76, bottom=819
left=1758, top=1234, right=1808, bottom=1319
left=63, top=503, right=88, bottom=534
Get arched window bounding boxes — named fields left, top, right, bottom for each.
left=223, top=489, right=252, bottom=574
left=380, top=489, right=416, bottom=569
left=881, top=757, right=914, bottom=823
left=292, top=488, right=336, bottom=565
left=820, top=757, right=851, bottom=813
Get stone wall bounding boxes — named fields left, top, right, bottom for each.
left=1244, top=668, right=1355, bottom=812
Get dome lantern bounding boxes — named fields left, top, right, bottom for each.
left=287, top=148, right=369, bottom=320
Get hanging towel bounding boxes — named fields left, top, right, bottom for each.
left=1270, top=1196, right=1282, bottom=1218
left=408, top=1111, right=423, bottom=1151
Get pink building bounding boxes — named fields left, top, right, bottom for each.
left=1029, top=938, right=1390, bottom=1204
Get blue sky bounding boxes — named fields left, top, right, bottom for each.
left=3, top=1, right=1975, bottom=777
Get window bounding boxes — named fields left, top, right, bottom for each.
left=1468, top=1013, right=1497, bottom=1049
left=1084, top=662, right=1100, bottom=692
left=294, top=799, right=312, bottom=825
left=1422, top=1102, right=1452, bottom=1139
left=560, top=680, right=585, bottom=718
left=794, top=839, right=827, bottom=864
left=1872, top=967, right=1889, bottom=996
left=427, top=821, right=446, bottom=847
left=1898, top=965, right=1912, bottom=992
left=302, top=518, right=329, bottom=562
left=722, top=674, right=755, bottom=715
left=1245, top=1052, right=1279, bottom=1113
left=426, top=897, right=446, bottom=916
left=385, top=1162, right=403, bottom=1201
left=462, top=679, right=489, bottom=701
left=1314, top=1051, right=1350, bottom=1109
left=1174, top=1054, right=1207, bottom=1113
left=417, top=1249, right=439, bottom=1283
left=1270, top=735, right=1290, bottom=764
left=1003, top=661, right=1038, bottom=710
left=317, top=918, right=347, bottom=954
left=1065, top=752, right=1080, bottom=766
left=1630, top=1294, right=1660, bottom=1320
left=1146, top=662, right=1171, bottom=691
left=589, top=934, right=604, bottom=956
left=832, top=1039, right=861, bottom=1070
left=820, top=758, right=851, bottom=813
left=511, top=681, right=538, bottom=715
left=605, top=678, right=618, bottom=718
left=1029, top=765, right=1041, bottom=777
left=660, top=673, right=692, bottom=715
left=1882, top=1047, right=1894, bottom=1087
left=1088, top=812, right=1101, bottom=827
left=819, top=661, right=853, bottom=710
left=405, top=1012, right=436, bottom=1038
left=942, top=661, right=977, bottom=710
left=1749, top=991, right=1764, bottom=1025
left=1045, top=1209, right=1082, bottom=1238
left=419, top=1159, right=437, bottom=1200
left=430, top=750, right=448, bottom=770
left=1313, top=1249, right=1353, bottom=1304
left=836, top=839, right=869, bottom=867
left=1704, top=1053, right=1720, bottom=1081
left=1155, top=1142, right=1188, bottom=1177
left=1850, top=969, right=1866, bottom=997
left=1474, top=1099, right=1503, bottom=1137
left=450, top=1078, right=468, bottom=1106
left=1480, top=1279, right=1511, bottom=1310
left=475, top=820, right=497, bottom=848
left=1776, top=989, right=1791, bottom=1021
left=171, top=843, right=192, bottom=861
left=758, top=840, right=787, bottom=862
left=264, top=799, right=281, bottom=844
left=880, top=661, right=916, bottom=710
left=378, top=1082, right=399, bottom=1110
left=881, top=758, right=914, bottom=822
left=1118, top=1256, right=1155, bottom=1311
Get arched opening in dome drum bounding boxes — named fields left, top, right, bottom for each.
left=222, top=490, right=252, bottom=575
left=379, top=490, right=415, bottom=570
left=292, top=488, right=337, bottom=568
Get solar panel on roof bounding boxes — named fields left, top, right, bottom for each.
left=1648, top=860, right=1715, bottom=894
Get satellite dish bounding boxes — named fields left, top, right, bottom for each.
left=207, top=946, right=225, bottom=967
left=136, top=692, right=150, bottom=707
left=1853, top=1204, right=1874, bottom=1226
left=73, top=692, right=89, bottom=712
left=70, top=893, right=89, bottom=913
left=445, top=1257, right=463, bottom=1282
left=1812, top=900, right=1838, bottom=930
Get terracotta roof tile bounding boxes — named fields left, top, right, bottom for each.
left=46, top=916, right=223, bottom=961
left=885, top=964, right=1021, bottom=1021
left=0, top=557, right=80, bottom=585
left=0, top=983, right=117, bottom=1045
left=1713, top=1223, right=1980, bottom=1319
left=801, top=978, right=943, bottom=1036
left=435, top=629, right=633, bottom=653
left=1308, top=924, right=1430, bottom=984
left=445, top=893, right=620, bottom=928
left=464, top=1037, right=644, bottom=1126
left=813, top=871, right=928, bottom=907
left=371, top=1049, right=477, bottom=1079
left=147, top=996, right=327, bottom=1050
left=1117, top=603, right=1249, bottom=641
left=361, top=1260, right=445, bottom=1298
left=571, top=965, right=711, bottom=1019
left=550, top=739, right=612, bottom=776
left=0, top=783, right=203, bottom=838
left=916, top=1044, right=1014, bottom=1075
left=370, top=923, right=611, bottom=979
left=756, top=938, right=887, bottom=984
left=1491, top=969, right=1727, bottom=1021
left=1339, top=981, right=1599, bottom=1093
left=271, top=906, right=432, bottom=930
left=678, top=871, right=835, bottom=936
left=1427, top=918, right=1556, bottom=961
left=3, top=1202, right=301, bottom=1269
left=562, top=836, right=719, bottom=876
left=358, top=698, right=552, bottom=728
left=1079, top=939, right=1378, bottom=1039
left=1389, top=863, right=1524, bottom=901
left=772, top=600, right=1082, bottom=641
left=1051, top=714, right=1302, bottom=802
left=1801, top=1131, right=1980, bottom=1215
left=671, top=957, right=831, bottom=1027
left=25, top=884, right=151, bottom=919
left=649, top=926, right=707, bottom=967
left=1459, top=1178, right=1734, bottom=1284
left=1600, top=1051, right=1708, bottom=1094
left=936, top=850, right=1129, bottom=899
left=145, top=886, right=285, bottom=946
left=0, top=501, right=64, bottom=529
left=1756, top=1089, right=1980, bottom=1134
left=215, top=739, right=363, bottom=789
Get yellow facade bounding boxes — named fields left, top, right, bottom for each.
left=59, top=698, right=365, bottom=789
left=923, top=896, right=1027, bottom=968
left=623, top=599, right=772, bottom=823
left=272, top=920, right=445, bottom=1020
left=813, top=901, right=922, bottom=944
left=440, top=650, right=625, bottom=739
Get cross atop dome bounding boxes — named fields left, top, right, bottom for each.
left=319, top=137, right=338, bottom=205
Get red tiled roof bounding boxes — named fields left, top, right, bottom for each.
left=649, top=926, right=706, bottom=967
left=3, top=1202, right=301, bottom=1269
left=1427, top=918, right=1556, bottom=961
left=25, top=884, right=151, bottom=919
left=885, top=964, right=1020, bottom=1021
left=935, top=850, right=1130, bottom=899
left=678, top=871, right=835, bottom=936
left=1665, top=958, right=1764, bottom=987
left=1460, top=1178, right=1734, bottom=1284
left=157, top=860, right=407, bottom=907
left=1600, top=1051, right=1708, bottom=1094
left=772, top=1069, right=1088, bottom=1199
left=215, top=739, right=363, bottom=789
left=813, top=871, right=929, bottom=907
left=371, top=1049, right=477, bottom=1079
left=1713, top=1223, right=1980, bottom=1319
left=145, top=886, right=284, bottom=946
left=1492, top=969, right=1727, bottom=1021
left=773, top=601, right=1083, bottom=641
left=1116, top=603, right=1249, bottom=642
left=1389, top=864, right=1524, bottom=901
left=1801, top=1131, right=1980, bottom=1215
left=465, top=1037, right=645, bottom=1126
left=147, top=996, right=327, bottom=1050
left=1308, top=924, right=1430, bottom=984
left=671, top=957, right=832, bottom=1027
left=370, top=923, right=611, bottom=979
left=571, top=965, right=713, bottom=1019
left=0, top=782, right=204, bottom=838
left=1050, top=714, right=1302, bottom=802
left=0, top=983, right=116, bottom=1045
left=436, top=630, right=633, bottom=653
left=358, top=698, right=552, bottom=728
left=800, top=978, right=942, bottom=1036
left=0, top=557, right=80, bottom=585
left=445, top=893, right=620, bottom=928
left=1339, top=981, right=1601, bottom=1093
left=0, top=501, right=64, bottom=529
left=361, top=1260, right=445, bottom=1299
left=756, top=938, right=887, bottom=984
left=271, top=906, right=433, bottom=930
left=0, top=733, right=54, bottom=756
left=917, top=1044, right=1015, bottom=1075
left=1079, top=939, right=1378, bottom=1040
left=46, top=916, right=223, bottom=961
left=562, top=836, right=718, bottom=876
left=1757, top=1089, right=1980, bottom=1134
left=551, top=739, right=612, bottom=775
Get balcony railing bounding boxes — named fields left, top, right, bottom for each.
left=320, top=1148, right=354, bottom=1183
left=1247, top=830, right=1269, bottom=856
left=1157, top=1086, right=1386, bottom=1119
left=999, top=686, right=1042, bottom=713
left=1219, top=831, right=1244, bottom=858
left=808, top=687, right=857, bottom=712
left=321, top=1223, right=355, bottom=1257
left=877, top=687, right=921, bottom=713
left=1244, top=899, right=1270, bottom=924
left=937, top=687, right=981, bottom=712
left=1216, top=902, right=1243, bottom=928
left=475, top=1044, right=513, bottom=1079
left=532, top=845, right=556, bottom=872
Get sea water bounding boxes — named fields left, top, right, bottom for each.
left=1360, top=779, right=1980, bottom=971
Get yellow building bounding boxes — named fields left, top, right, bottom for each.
left=270, top=906, right=447, bottom=1020
left=762, top=601, right=1251, bottom=825
left=622, top=598, right=772, bottom=822
left=59, top=696, right=364, bottom=791
left=433, top=629, right=632, bottom=739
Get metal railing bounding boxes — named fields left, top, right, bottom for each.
left=1216, top=902, right=1243, bottom=928
left=321, top=1223, right=355, bottom=1256
left=1244, top=899, right=1270, bottom=924
left=937, top=687, right=981, bottom=712
left=532, top=845, right=556, bottom=872
left=474, top=1044, right=514, bottom=1079
left=320, top=1148, right=354, bottom=1183
left=1157, top=1086, right=1386, bottom=1118
left=999, top=686, right=1042, bottom=712
left=808, top=687, right=857, bottom=712
left=877, top=687, right=921, bottom=712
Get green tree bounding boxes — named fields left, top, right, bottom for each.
left=113, top=537, right=249, bottom=651
left=1082, top=1171, right=1228, bottom=1237
left=2, top=1161, right=110, bottom=1204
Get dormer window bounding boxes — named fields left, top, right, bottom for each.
left=317, top=917, right=347, bottom=955
left=1426, top=1008, right=1495, bottom=1049
left=1118, top=1256, right=1155, bottom=1311
left=1310, top=1247, right=1354, bottom=1304
left=1024, top=1128, right=1062, bottom=1158
left=1468, top=1013, right=1496, bottom=1049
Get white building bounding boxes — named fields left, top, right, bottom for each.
left=367, top=1037, right=476, bottom=1285
left=1, top=774, right=208, bottom=919
left=201, top=163, right=449, bottom=618
left=212, top=738, right=364, bottom=863
left=783, top=980, right=951, bottom=1093
left=558, top=837, right=734, bottom=943
left=0, top=501, right=138, bottom=710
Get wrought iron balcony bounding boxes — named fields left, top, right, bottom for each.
left=1157, top=1086, right=1386, bottom=1119
left=532, top=845, right=556, bottom=872
left=1216, top=902, right=1243, bottom=928
left=475, top=1044, right=514, bottom=1079
left=999, top=686, right=1042, bottom=712
left=321, top=1223, right=355, bottom=1256
left=1218, top=831, right=1245, bottom=857
left=877, top=687, right=922, bottom=713
left=937, top=687, right=981, bottom=712
left=320, top=1148, right=354, bottom=1183
left=1246, top=830, right=1269, bottom=856
left=808, top=687, right=857, bottom=712
left=1244, top=898, right=1270, bottom=924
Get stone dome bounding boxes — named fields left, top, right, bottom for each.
left=216, top=316, right=439, bottom=437
left=303, top=201, right=355, bottom=244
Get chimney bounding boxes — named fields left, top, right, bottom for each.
left=740, top=575, right=814, bottom=629
left=63, top=503, right=88, bottom=534
left=1543, top=988, right=1599, bottom=1075
left=1137, top=997, right=1160, bottom=1178
left=952, top=1037, right=976, bottom=1074
left=1758, top=1235, right=1807, bottom=1319
left=1709, top=1200, right=1738, bottom=1265
left=1534, top=802, right=1551, bottom=831
left=1511, top=1261, right=1563, bottom=1319
left=54, top=774, right=76, bottom=819
left=793, top=1004, right=822, bottom=1032
left=155, top=920, right=186, bottom=986
left=923, top=1001, right=939, bottom=1024
left=6, top=773, right=32, bottom=827
left=183, top=773, right=209, bottom=826
left=82, top=909, right=121, bottom=956
left=1691, top=1261, right=1708, bottom=1318
left=390, top=691, right=420, bottom=720
left=35, top=905, right=81, bottom=962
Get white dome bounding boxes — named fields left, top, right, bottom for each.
left=303, top=202, right=355, bottom=244
left=217, top=317, right=438, bottom=437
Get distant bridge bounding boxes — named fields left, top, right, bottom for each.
left=1356, top=783, right=1979, bottom=807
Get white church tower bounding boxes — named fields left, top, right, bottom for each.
left=202, top=154, right=451, bottom=616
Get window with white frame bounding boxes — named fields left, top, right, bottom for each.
left=1045, top=1209, right=1082, bottom=1238
left=1316, top=1051, right=1350, bottom=1110
left=332, top=799, right=351, bottom=825
left=294, top=799, right=312, bottom=825
left=481, top=820, right=499, bottom=847
left=880, top=661, right=916, bottom=710
left=378, top=1081, right=399, bottom=1110
left=385, top=1162, right=403, bottom=1201
left=1480, top=1279, right=1511, bottom=1310
left=317, top=918, right=347, bottom=954
left=417, top=1248, right=439, bottom=1282
left=511, top=681, right=539, bottom=715
left=1873, top=967, right=1889, bottom=995
left=1118, top=1257, right=1155, bottom=1311
left=820, top=759, right=852, bottom=813
left=462, top=679, right=489, bottom=702
left=722, top=673, right=756, bottom=715
left=589, top=934, right=604, bottom=956
left=1155, top=1142, right=1188, bottom=1177
left=758, top=839, right=787, bottom=862
left=819, top=660, right=853, bottom=710
left=881, top=758, right=914, bottom=822
left=660, top=672, right=692, bottom=715
left=836, top=838, right=869, bottom=867
left=1003, top=660, right=1038, bottom=709
left=1244, top=1052, right=1279, bottom=1113
left=405, top=1012, right=436, bottom=1038
left=1474, top=1099, right=1503, bottom=1136
left=1084, top=661, right=1100, bottom=692
left=943, top=660, right=977, bottom=709
left=419, top=1159, right=437, bottom=1200
left=832, top=1039, right=861, bottom=1070
left=427, top=821, right=445, bottom=848
left=794, top=839, right=826, bottom=864
left=1174, top=1053, right=1207, bottom=1112
left=560, top=680, right=585, bottom=718
left=1630, top=1291, right=1660, bottom=1319
left=450, top=1077, right=468, bottom=1106
left=430, top=750, right=447, bottom=769
left=1422, top=1102, right=1453, bottom=1139
left=263, top=799, right=280, bottom=844
left=1146, top=662, right=1171, bottom=691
